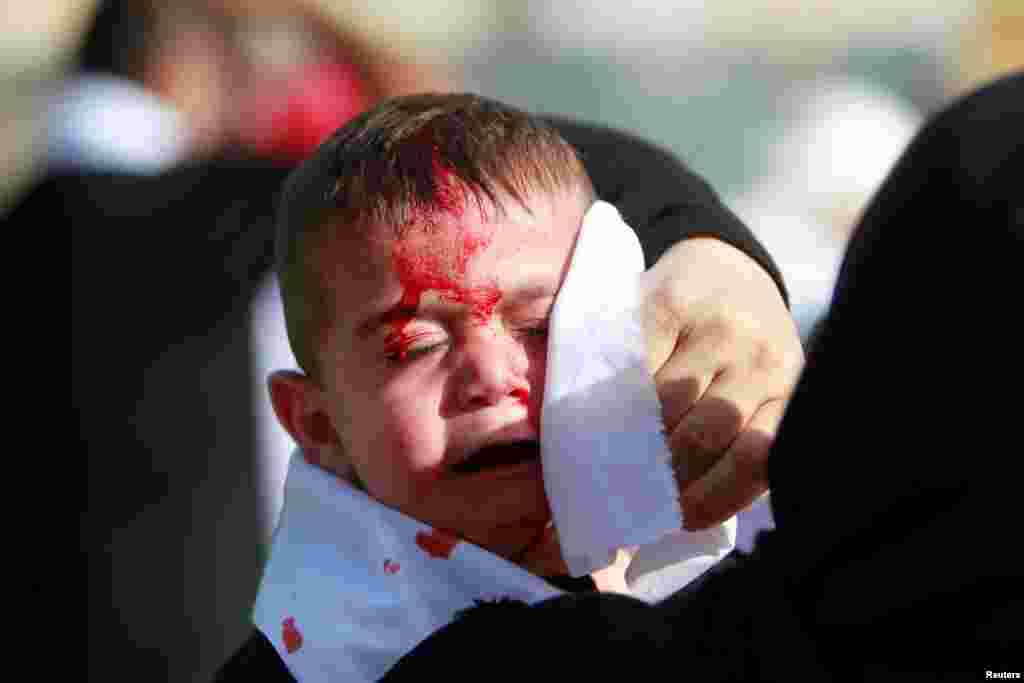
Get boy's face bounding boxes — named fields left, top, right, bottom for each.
left=314, top=188, right=589, bottom=567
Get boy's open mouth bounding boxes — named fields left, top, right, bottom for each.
left=450, top=440, right=541, bottom=476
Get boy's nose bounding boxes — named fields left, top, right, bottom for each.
left=459, top=375, right=510, bottom=409
left=455, top=332, right=527, bottom=410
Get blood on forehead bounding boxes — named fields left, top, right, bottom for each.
left=385, top=144, right=502, bottom=359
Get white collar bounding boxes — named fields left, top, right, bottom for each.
left=252, top=453, right=562, bottom=682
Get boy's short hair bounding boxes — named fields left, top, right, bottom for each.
left=276, top=92, right=595, bottom=378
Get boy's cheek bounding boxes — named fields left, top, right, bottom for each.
left=366, top=412, right=446, bottom=496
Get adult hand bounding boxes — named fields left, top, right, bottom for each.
left=640, top=237, right=804, bottom=530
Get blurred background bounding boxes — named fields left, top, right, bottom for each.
left=13, top=0, right=1024, bottom=210
left=33, top=0, right=1024, bottom=360
left=52, top=1, right=1020, bottom=679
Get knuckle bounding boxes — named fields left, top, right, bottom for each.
left=749, top=339, right=782, bottom=372
left=778, top=341, right=806, bottom=377
left=750, top=341, right=780, bottom=373
left=702, top=314, right=738, bottom=346
left=750, top=339, right=805, bottom=390
left=657, top=379, right=703, bottom=432
left=669, top=419, right=703, bottom=459
left=644, top=283, right=686, bottom=335
left=666, top=420, right=690, bottom=455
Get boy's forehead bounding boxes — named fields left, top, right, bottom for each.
left=357, top=188, right=579, bottom=255
left=323, top=188, right=586, bottom=313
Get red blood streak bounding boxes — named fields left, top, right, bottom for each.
left=430, top=152, right=465, bottom=219
left=384, top=148, right=502, bottom=360
left=415, top=528, right=459, bottom=558
left=282, top=617, right=304, bottom=654
left=512, top=388, right=540, bottom=433
left=383, top=559, right=401, bottom=574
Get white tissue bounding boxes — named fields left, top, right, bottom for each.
left=541, top=201, right=683, bottom=577
left=541, top=201, right=737, bottom=593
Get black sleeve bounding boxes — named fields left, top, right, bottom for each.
left=382, top=593, right=667, bottom=681
left=62, top=157, right=290, bottom=682
left=545, top=116, right=788, bottom=305
left=213, top=629, right=297, bottom=683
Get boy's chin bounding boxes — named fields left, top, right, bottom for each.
left=454, top=517, right=565, bottom=577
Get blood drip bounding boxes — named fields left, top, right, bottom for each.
left=282, top=617, right=304, bottom=654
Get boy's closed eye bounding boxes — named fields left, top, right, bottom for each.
left=383, top=328, right=448, bottom=364
left=382, top=318, right=549, bottom=365
left=511, top=319, right=549, bottom=339
left=385, top=342, right=447, bottom=363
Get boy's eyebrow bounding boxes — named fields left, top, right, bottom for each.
left=354, top=283, right=557, bottom=341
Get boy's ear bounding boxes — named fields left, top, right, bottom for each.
left=267, top=370, right=341, bottom=462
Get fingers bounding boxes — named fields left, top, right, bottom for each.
left=680, top=397, right=786, bottom=530
left=667, top=364, right=767, bottom=485
left=652, top=316, right=734, bottom=434
left=659, top=319, right=796, bottom=485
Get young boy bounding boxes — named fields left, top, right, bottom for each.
left=217, top=93, right=793, bottom=681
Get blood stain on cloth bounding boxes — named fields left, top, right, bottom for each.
left=415, top=528, right=459, bottom=559
left=282, top=617, right=304, bottom=654
left=383, top=559, right=401, bottom=574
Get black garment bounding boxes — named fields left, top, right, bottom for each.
left=214, top=630, right=298, bottom=683
left=67, top=157, right=291, bottom=683
left=383, top=73, right=1024, bottom=681
left=548, top=115, right=786, bottom=290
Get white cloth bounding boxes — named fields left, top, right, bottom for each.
left=543, top=200, right=736, bottom=588
left=253, top=453, right=563, bottom=682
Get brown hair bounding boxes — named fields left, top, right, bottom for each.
left=276, top=92, right=594, bottom=378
